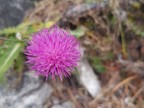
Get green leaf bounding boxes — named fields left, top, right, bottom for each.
left=70, top=27, right=85, bottom=38
left=103, top=52, right=114, bottom=60
left=26, top=25, right=37, bottom=35
left=91, top=57, right=106, bottom=73
left=0, top=27, right=19, bottom=35
left=94, top=64, right=106, bottom=73
left=0, top=22, right=31, bottom=35
left=0, top=42, right=23, bottom=82
left=93, top=57, right=101, bottom=64
left=14, top=53, right=25, bottom=73
left=17, top=21, right=31, bottom=29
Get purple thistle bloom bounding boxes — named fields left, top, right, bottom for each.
left=25, top=26, right=80, bottom=80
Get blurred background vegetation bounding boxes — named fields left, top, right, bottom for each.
left=0, top=0, right=144, bottom=108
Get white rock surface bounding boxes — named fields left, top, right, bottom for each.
left=52, top=101, right=74, bottom=108
left=0, top=72, right=53, bottom=108
left=77, top=47, right=101, bottom=98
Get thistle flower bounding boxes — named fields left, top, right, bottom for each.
left=25, top=26, right=80, bottom=80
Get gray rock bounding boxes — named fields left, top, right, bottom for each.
left=52, top=97, right=60, bottom=105
left=77, top=47, right=101, bottom=98
left=0, top=0, right=35, bottom=29
left=0, top=72, right=53, bottom=108
left=52, top=101, right=75, bottom=108
left=62, top=101, right=75, bottom=108
left=52, top=105, right=64, bottom=108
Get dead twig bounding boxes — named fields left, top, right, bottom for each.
left=118, top=59, right=144, bottom=76
left=67, top=88, right=81, bottom=108
left=111, top=75, right=138, bottom=93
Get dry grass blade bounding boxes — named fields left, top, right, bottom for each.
left=67, top=88, right=81, bottom=108
left=111, top=75, right=138, bottom=93
left=132, top=83, right=144, bottom=102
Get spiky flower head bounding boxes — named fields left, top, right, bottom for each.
left=25, top=26, right=80, bottom=80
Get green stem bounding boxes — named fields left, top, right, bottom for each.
left=120, top=24, right=127, bottom=58
left=0, top=37, right=26, bottom=43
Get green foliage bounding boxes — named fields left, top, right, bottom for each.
left=0, top=27, right=20, bottom=35
left=104, top=52, right=114, bottom=60
left=70, top=27, right=85, bottom=38
left=14, top=53, right=25, bottom=73
left=0, top=40, right=23, bottom=82
left=127, top=19, right=144, bottom=37
left=0, top=22, right=31, bottom=35
left=0, top=20, right=55, bottom=82
left=90, top=57, right=106, bottom=73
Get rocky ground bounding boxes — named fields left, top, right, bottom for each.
left=0, top=0, right=35, bottom=29
left=1, top=0, right=144, bottom=108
